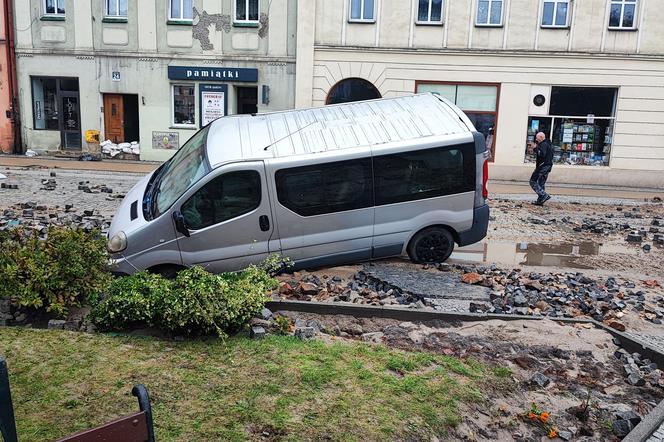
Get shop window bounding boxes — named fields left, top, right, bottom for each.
left=43, top=0, right=65, bottom=15
left=349, top=0, right=375, bottom=22
left=326, top=78, right=381, bottom=105
left=417, top=0, right=443, bottom=24
left=235, top=0, right=259, bottom=23
left=169, top=0, right=193, bottom=21
left=172, top=84, right=196, bottom=127
left=609, top=0, right=637, bottom=29
left=525, top=87, right=617, bottom=167
left=541, top=0, right=569, bottom=27
left=416, top=83, right=499, bottom=159
left=32, top=78, right=58, bottom=130
left=476, top=0, right=503, bottom=26
left=182, top=171, right=261, bottom=230
left=106, top=0, right=128, bottom=17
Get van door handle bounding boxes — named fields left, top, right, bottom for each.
left=259, top=215, right=270, bottom=232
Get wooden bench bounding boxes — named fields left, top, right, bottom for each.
left=0, top=357, right=155, bottom=442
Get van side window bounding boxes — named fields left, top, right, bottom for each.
left=275, top=158, right=373, bottom=216
left=373, top=144, right=475, bottom=206
left=181, top=170, right=261, bottom=230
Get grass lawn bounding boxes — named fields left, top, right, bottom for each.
left=0, top=327, right=508, bottom=441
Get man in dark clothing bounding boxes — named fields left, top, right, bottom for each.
left=529, top=132, right=554, bottom=205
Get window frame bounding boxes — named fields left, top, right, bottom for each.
left=608, top=0, right=638, bottom=30
left=168, top=0, right=193, bottom=22
left=348, top=0, right=376, bottom=23
left=42, top=0, right=65, bottom=17
left=475, top=0, right=504, bottom=27
left=105, top=0, right=128, bottom=17
left=181, top=170, right=262, bottom=231
left=234, top=0, right=260, bottom=24
left=540, top=0, right=570, bottom=28
left=171, top=84, right=197, bottom=129
left=416, top=0, right=444, bottom=25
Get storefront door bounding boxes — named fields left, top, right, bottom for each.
left=104, top=94, right=125, bottom=143
left=60, top=92, right=81, bottom=150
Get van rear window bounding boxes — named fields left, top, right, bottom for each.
left=373, top=144, right=475, bottom=206
left=275, top=158, right=373, bottom=217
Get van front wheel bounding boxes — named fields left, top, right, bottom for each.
left=407, top=227, right=455, bottom=263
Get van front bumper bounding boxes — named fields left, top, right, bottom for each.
left=457, top=204, right=489, bottom=247
left=108, top=255, right=138, bottom=276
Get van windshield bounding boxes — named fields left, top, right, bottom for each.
left=151, top=127, right=210, bottom=218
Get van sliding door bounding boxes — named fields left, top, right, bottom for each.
left=268, top=156, right=374, bottom=269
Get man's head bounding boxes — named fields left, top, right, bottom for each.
left=535, top=132, right=546, bottom=142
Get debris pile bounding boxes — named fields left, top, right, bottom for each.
left=0, top=202, right=112, bottom=236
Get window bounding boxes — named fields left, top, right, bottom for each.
left=541, top=0, right=569, bottom=27
left=416, top=83, right=499, bottom=159
left=349, top=0, right=375, bottom=22
left=417, top=0, right=443, bottom=24
left=326, top=78, right=381, bottom=105
left=524, top=87, right=617, bottom=167
left=609, top=0, right=637, bottom=29
left=169, top=0, right=193, bottom=21
left=181, top=171, right=261, bottom=230
left=235, top=0, right=259, bottom=23
left=373, top=146, right=475, bottom=206
left=172, top=85, right=195, bottom=126
left=43, top=0, right=65, bottom=15
left=275, top=158, right=373, bottom=216
left=476, top=0, right=503, bottom=26
left=32, top=78, right=58, bottom=130
left=106, top=0, right=128, bottom=17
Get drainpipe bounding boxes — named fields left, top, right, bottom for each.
left=4, top=0, right=21, bottom=154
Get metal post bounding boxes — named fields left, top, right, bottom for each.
left=0, top=357, right=18, bottom=442
left=132, top=384, right=155, bottom=442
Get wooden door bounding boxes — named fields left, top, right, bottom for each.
left=104, top=94, right=124, bottom=143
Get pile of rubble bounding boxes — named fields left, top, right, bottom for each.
left=0, top=202, right=112, bottom=236
left=274, top=263, right=664, bottom=331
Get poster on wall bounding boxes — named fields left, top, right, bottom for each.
left=152, top=131, right=179, bottom=150
left=562, top=123, right=574, bottom=143
left=200, top=84, right=228, bottom=128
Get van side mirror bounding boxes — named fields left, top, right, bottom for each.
left=172, top=211, right=190, bottom=237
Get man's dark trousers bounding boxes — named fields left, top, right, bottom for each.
left=530, top=164, right=552, bottom=200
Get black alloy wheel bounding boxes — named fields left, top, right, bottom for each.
left=407, top=227, right=455, bottom=263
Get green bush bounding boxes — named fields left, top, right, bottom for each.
left=90, top=263, right=277, bottom=337
left=90, top=272, right=171, bottom=330
left=0, top=227, right=111, bottom=317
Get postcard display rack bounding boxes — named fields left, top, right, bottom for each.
left=560, top=123, right=610, bottom=166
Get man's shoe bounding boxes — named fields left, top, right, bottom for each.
left=540, top=194, right=551, bottom=205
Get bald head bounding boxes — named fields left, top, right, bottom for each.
left=535, top=132, right=546, bottom=142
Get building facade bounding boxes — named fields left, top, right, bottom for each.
left=0, top=0, right=17, bottom=154
left=295, top=0, right=664, bottom=187
left=14, top=0, right=296, bottom=161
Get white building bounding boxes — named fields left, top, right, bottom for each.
left=294, top=0, right=664, bottom=187
left=15, top=0, right=296, bottom=161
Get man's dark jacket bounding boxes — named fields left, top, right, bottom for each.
left=536, top=139, right=554, bottom=168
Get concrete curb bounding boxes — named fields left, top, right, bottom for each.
left=266, top=299, right=664, bottom=440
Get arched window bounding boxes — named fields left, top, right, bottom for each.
left=326, top=78, right=381, bottom=105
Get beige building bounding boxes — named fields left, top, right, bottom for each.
left=14, top=0, right=297, bottom=161
left=295, top=0, right=664, bottom=188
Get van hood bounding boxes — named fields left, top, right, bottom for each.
left=108, top=172, right=153, bottom=238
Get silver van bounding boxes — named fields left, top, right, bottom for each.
left=107, top=93, right=490, bottom=275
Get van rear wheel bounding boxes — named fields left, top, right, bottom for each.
left=407, top=227, right=455, bottom=263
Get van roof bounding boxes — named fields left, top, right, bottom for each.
left=206, top=93, right=474, bottom=167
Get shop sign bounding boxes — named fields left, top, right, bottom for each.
left=200, top=84, right=228, bottom=128
left=168, top=66, right=258, bottom=83
left=152, top=131, right=179, bottom=150
left=586, top=114, right=595, bottom=124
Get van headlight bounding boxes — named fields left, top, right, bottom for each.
left=107, top=231, right=127, bottom=253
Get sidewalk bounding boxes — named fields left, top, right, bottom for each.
left=0, top=155, right=158, bottom=174
left=491, top=181, right=662, bottom=201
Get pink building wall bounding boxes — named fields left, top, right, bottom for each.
left=0, top=0, right=14, bottom=154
